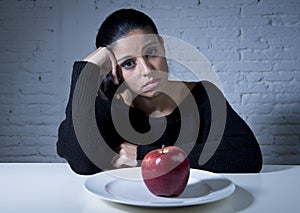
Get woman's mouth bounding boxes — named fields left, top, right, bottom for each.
left=143, top=78, right=161, bottom=89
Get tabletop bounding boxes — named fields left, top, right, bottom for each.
left=0, top=163, right=299, bottom=213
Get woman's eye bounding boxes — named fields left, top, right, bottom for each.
left=146, top=48, right=157, bottom=58
left=121, top=59, right=136, bottom=69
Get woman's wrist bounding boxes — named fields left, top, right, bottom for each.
left=83, top=47, right=119, bottom=84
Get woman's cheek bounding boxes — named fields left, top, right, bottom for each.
left=124, top=79, right=140, bottom=93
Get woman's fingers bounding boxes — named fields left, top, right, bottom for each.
left=112, top=143, right=137, bottom=168
left=83, top=47, right=119, bottom=85
left=112, top=155, right=137, bottom=168
left=106, top=48, right=119, bottom=85
left=83, top=47, right=102, bottom=62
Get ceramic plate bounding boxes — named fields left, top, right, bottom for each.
left=84, top=167, right=235, bottom=207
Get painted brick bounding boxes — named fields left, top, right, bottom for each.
left=0, top=0, right=299, bottom=165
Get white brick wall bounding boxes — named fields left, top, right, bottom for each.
left=0, top=0, right=299, bottom=164
left=0, top=0, right=64, bottom=162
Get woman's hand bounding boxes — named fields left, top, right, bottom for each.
left=83, top=47, right=119, bottom=84
left=112, top=142, right=138, bottom=168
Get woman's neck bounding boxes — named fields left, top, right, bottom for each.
left=119, top=81, right=197, bottom=117
left=132, top=92, right=177, bottom=117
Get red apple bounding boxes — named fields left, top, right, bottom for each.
left=141, top=145, right=190, bottom=197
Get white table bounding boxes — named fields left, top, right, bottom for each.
left=0, top=163, right=299, bottom=213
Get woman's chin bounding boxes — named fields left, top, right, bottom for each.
left=140, top=90, right=163, bottom=98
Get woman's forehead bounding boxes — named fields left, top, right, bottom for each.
left=111, top=32, right=161, bottom=58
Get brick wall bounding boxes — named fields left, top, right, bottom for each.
left=0, top=0, right=64, bottom=162
left=0, top=0, right=299, bottom=164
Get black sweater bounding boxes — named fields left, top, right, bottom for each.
left=57, top=62, right=262, bottom=175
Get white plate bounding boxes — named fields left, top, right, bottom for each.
left=84, top=167, right=235, bottom=207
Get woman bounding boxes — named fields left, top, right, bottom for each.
left=57, top=9, right=262, bottom=175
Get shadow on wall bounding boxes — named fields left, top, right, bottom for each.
left=253, top=95, right=300, bottom=164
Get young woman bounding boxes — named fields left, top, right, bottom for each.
left=57, top=9, right=262, bottom=175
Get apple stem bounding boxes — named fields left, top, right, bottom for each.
left=161, top=145, right=165, bottom=154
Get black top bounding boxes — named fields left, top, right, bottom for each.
left=57, top=61, right=262, bottom=175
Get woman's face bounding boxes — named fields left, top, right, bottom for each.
left=112, top=29, right=168, bottom=98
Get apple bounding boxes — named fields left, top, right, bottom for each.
left=141, top=145, right=190, bottom=197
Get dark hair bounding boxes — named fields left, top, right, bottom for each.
left=96, top=9, right=159, bottom=100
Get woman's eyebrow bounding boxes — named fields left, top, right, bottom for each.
left=116, top=41, right=159, bottom=62
left=142, top=40, right=159, bottom=51
left=117, top=55, right=133, bottom=63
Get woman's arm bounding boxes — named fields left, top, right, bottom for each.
left=134, top=81, right=262, bottom=173
left=57, top=48, right=120, bottom=175
left=188, top=102, right=263, bottom=173
left=57, top=62, right=102, bottom=175
left=189, top=81, right=263, bottom=173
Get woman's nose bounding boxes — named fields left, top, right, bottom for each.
left=139, top=57, right=153, bottom=76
